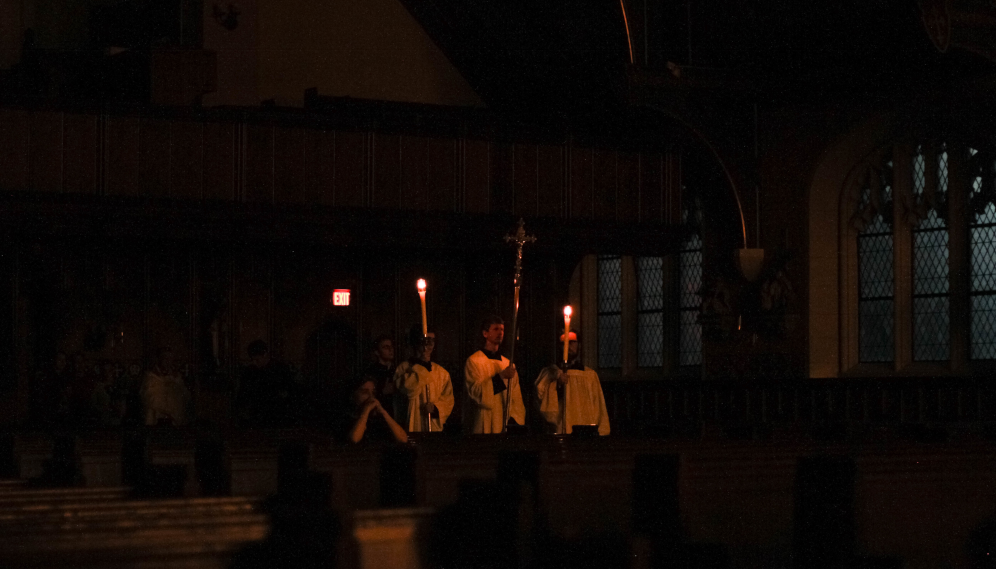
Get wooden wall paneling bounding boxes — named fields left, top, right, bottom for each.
left=426, top=137, right=457, bottom=212
left=401, top=135, right=428, bottom=211
left=232, top=251, right=272, bottom=370
left=396, top=262, right=419, bottom=358
left=640, top=152, right=663, bottom=223
left=592, top=148, right=617, bottom=221
left=273, top=126, right=306, bottom=205
left=244, top=124, right=274, bottom=203
left=464, top=139, right=490, bottom=215
left=334, top=130, right=367, bottom=208
left=62, top=114, right=98, bottom=195
left=305, top=129, right=335, bottom=207
left=513, top=143, right=538, bottom=218
left=93, top=249, right=146, bottom=366
left=431, top=262, right=465, bottom=376
left=28, top=111, right=62, bottom=193
left=537, top=144, right=564, bottom=218
left=617, top=151, right=640, bottom=223
left=490, top=143, right=513, bottom=214
left=569, top=146, right=593, bottom=220
left=202, top=121, right=236, bottom=202
left=372, top=133, right=401, bottom=209
left=147, top=250, right=194, bottom=366
left=139, top=118, right=172, bottom=199
left=170, top=122, right=204, bottom=201
left=361, top=256, right=398, bottom=353
left=0, top=245, right=15, bottom=393
left=271, top=249, right=327, bottom=372
left=104, top=115, right=142, bottom=197
left=0, top=108, right=29, bottom=192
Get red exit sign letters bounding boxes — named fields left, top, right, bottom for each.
left=332, top=289, right=351, bottom=306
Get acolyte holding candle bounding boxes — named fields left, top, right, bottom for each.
left=533, top=307, right=611, bottom=436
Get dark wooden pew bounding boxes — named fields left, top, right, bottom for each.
left=0, top=489, right=268, bottom=569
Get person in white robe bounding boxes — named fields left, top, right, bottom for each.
left=534, top=331, right=610, bottom=435
left=463, top=315, right=525, bottom=433
left=141, top=348, right=191, bottom=426
left=394, top=328, right=454, bottom=432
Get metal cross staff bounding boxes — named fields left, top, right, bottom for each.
left=502, top=218, right=536, bottom=432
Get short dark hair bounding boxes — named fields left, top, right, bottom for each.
left=372, top=334, right=393, bottom=351
left=480, top=315, right=504, bottom=333
left=247, top=340, right=268, bottom=357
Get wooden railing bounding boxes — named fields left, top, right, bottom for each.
left=601, top=377, right=996, bottom=437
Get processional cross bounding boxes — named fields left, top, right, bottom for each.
left=502, top=218, right=535, bottom=431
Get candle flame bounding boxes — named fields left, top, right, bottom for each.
left=417, top=279, right=426, bottom=292
left=563, top=305, right=572, bottom=317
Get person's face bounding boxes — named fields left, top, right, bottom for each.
left=420, top=333, right=436, bottom=360
left=376, top=340, right=394, bottom=364
left=352, top=380, right=376, bottom=407
left=483, top=324, right=504, bottom=347
left=250, top=352, right=269, bottom=368
left=568, top=339, right=579, bottom=358
left=55, top=353, right=67, bottom=372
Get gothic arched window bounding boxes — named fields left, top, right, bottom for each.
left=844, top=140, right=996, bottom=373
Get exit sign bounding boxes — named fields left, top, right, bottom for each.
left=332, top=289, right=351, bottom=306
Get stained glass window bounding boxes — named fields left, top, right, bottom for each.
left=912, top=146, right=950, bottom=361
left=970, top=147, right=996, bottom=359
left=858, top=180, right=894, bottom=363
left=637, top=256, right=664, bottom=367
left=678, top=234, right=702, bottom=366
left=597, top=256, right=622, bottom=368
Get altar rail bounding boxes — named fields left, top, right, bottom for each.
left=601, top=376, right=996, bottom=437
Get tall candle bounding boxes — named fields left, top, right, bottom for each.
left=417, top=279, right=428, bottom=336
left=563, top=305, right=572, bottom=362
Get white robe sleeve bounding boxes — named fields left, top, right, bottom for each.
left=435, top=368, right=455, bottom=427
left=464, top=355, right=495, bottom=411
left=591, top=373, right=611, bottom=436
left=534, top=366, right=561, bottom=431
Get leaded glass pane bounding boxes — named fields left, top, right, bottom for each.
left=638, top=312, right=664, bottom=367
left=913, top=150, right=926, bottom=196
left=679, top=232, right=702, bottom=367
left=678, top=311, right=701, bottom=366
left=679, top=249, right=702, bottom=309
left=972, top=224, right=996, bottom=292
left=598, top=256, right=622, bottom=312
left=858, top=233, right=894, bottom=299
left=859, top=299, right=894, bottom=362
left=972, top=295, right=996, bottom=359
left=637, top=257, right=664, bottom=311
left=597, top=255, right=622, bottom=368
left=938, top=149, right=948, bottom=194
left=913, top=296, right=949, bottom=361
left=977, top=202, right=996, bottom=226
left=598, top=313, right=622, bottom=368
left=913, top=226, right=949, bottom=294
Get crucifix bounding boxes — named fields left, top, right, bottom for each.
left=502, top=218, right=535, bottom=431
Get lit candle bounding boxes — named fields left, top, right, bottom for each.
left=563, top=305, right=572, bottom=362
left=417, top=279, right=428, bottom=336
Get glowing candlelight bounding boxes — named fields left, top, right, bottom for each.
left=563, top=305, right=573, bottom=362
left=417, top=279, right=428, bottom=336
